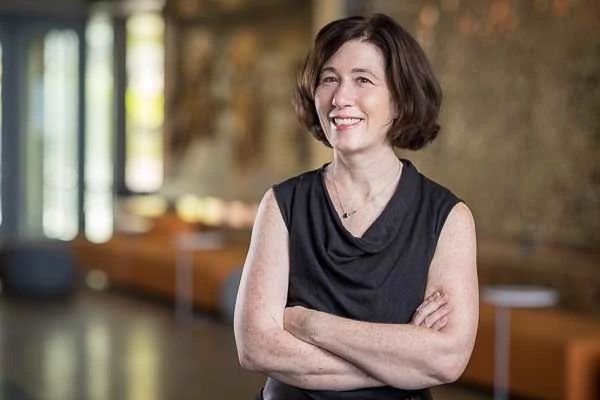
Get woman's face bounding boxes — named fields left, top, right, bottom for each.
left=314, top=39, right=396, bottom=154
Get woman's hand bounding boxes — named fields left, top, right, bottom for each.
left=410, top=291, right=450, bottom=331
left=284, top=306, right=319, bottom=343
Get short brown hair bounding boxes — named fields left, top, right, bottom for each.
left=293, top=14, right=442, bottom=150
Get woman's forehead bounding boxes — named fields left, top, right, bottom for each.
left=322, top=40, right=385, bottom=73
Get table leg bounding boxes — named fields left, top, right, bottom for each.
left=175, top=249, right=194, bottom=321
left=494, top=306, right=511, bottom=400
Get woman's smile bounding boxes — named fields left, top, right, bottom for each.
left=330, top=116, right=364, bottom=131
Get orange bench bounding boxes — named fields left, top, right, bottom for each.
left=461, top=303, right=600, bottom=400
left=71, top=233, right=248, bottom=312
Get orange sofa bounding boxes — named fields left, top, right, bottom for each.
left=71, top=215, right=249, bottom=312
left=461, top=303, right=600, bottom=400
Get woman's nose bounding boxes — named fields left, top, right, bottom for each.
left=331, top=80, right=356, bottom=108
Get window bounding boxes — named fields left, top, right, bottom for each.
left=125, top=13, right=164, bottom=193
left=22, top=29, right=79, bottom=240
left=85, top=13, right=114, bottom=243
left=0, top=5, right=166, bottom=241
left=0, top=42, right=3, bottom=227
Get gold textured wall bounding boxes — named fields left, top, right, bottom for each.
left=163, top=0, right=600, bottom=251
left=161, top=0, right=600, bottom=312
left=161, top=0, right=312, bottom=202
left=364, top=0, right=600, bottom=250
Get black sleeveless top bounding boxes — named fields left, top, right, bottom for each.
left=263, top=158, right=462, bottom=400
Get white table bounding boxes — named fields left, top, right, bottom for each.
left=481, top=285, right=559, bottom=400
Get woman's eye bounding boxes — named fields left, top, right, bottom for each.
left=358, top=77, right=373, bottom=84
left=321, top=76, right=338, bottom=84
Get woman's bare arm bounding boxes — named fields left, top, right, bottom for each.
left=233, top=188, right=385, bottom=390
left=284, top=202, right=479, bottom=390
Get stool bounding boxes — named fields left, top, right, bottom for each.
left=174, top=231, right=224, bottom=321
left=482, top=285, right=559, bottom=400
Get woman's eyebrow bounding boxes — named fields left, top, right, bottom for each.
left=351, top=68, right=380, bottom=79
left=320, top=66, right=337, bottom=74
left=320, top=66, right=380, bottom=79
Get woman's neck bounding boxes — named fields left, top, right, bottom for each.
left=329, top=147, right=401, bottom=197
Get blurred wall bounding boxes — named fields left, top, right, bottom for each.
left=367, top=0, right=600, bottom=250
left=161, top=0, right=312, bottom=202
left=162, top=0, right=600, bottom=252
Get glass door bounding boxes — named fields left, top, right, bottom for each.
left=0, top=31, right=4, bottom=231
left=0, top=17, right=85, bottom=241
left=21, top=24, right=82, bottom=240
left=0, top=22, right=11, bottom=236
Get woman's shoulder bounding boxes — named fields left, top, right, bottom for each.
left=410, top=164, right=465, bottom=239
left=270, top=166, right=324, bottom=230
left=411, top=164, right=462, bottom=206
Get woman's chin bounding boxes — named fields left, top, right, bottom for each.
left=331, top=139, right=379, bottom=155
left=331, top=141, right=361, bottom=154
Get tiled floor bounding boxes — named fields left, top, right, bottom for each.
left=0, top=287, right=492, bottom=400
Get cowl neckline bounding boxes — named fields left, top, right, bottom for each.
left=318, top=158, right=419, bottom=254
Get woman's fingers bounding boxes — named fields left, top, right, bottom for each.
left=422, top=303, right=451, bottom=328
left=430, top=316, right=448, bottom=331
left=412, top=294, right=436, bottom=325
left=411, top=291, right=449, bottom=327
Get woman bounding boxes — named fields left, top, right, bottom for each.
left=234, top=13, right=478, bottom=400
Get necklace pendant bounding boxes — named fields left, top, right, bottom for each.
left=342, top=212, right=349, bottom=219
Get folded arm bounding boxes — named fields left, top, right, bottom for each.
left=233, top=188, right=385, bottom=390
left=284, top=202, right=479, bottom=390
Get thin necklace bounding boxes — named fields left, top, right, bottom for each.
left=329, top=160, right=402, bottom=219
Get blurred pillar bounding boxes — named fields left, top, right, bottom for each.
left=309, top=0, right=347, bottom=168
